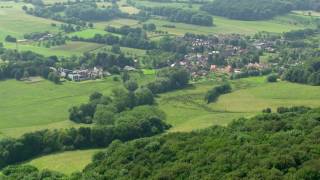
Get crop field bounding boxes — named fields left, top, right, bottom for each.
left=159, top=77, right=320, bottom=132
left=26, top=149, right=100, bottom=174
left=0, top=2, right=60, bottom=41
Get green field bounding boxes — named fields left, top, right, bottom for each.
left=0, top=73, right=156, bottom=138
left=159, top=77, right=320, bottom=132
left=0, top=78, right=121, bottom=137
left=68, top=29, right=109, bottom=39
left=0, top=2, right=60, bottom=41
left=93, top=45, right=147, bottom=57
left=4, top=41, right=104, bottom=57
left=134, top=0, right=201, bottom=11
left=26, top=149, right=100, bottom=174
left=19, top=76, right=320, bottom=174
left=146, top=13, right=315, bottom=35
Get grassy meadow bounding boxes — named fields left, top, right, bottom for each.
left=0, top=78, right=121, bottom=138
left=26, top=149, right=100, bottom=174
left=159, top=77, right=320, bottom=132
left=0, top=73, right=156, bottom=138
left=0, top=2, right=60, bottom=41
left=17, top=76, right=320, bottom=174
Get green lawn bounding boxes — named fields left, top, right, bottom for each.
left=159, top=77, right=320, bottom=132
left=26, top=149, right=100, bottom=174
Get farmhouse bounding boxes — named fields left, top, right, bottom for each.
left=50, top=67, right=107, bottom=81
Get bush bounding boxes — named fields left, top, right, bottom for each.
left=267, top=74, right=278, bottom=82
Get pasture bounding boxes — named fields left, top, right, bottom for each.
left=0, top=78, right=121, bottom=138
left=68, top=29, right=109, bottom=39
left=0, top=73, right=155, bottom=138
left=4, top=41, right=104, bottom=57
left=93, top=45, right=147, bottom=57
left=26, top=149, right=100, bottom=174
left=0, top=2, right=59, bottom=41
left=159, top=77, right=320, bottom=132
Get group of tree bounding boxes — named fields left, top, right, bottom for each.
left=141, top=6, right=213, bottom=26
left=0, top=49, right=59, bottom=83
left=146, top=67, right=190, bottom=94
left=5, top=35, right=17, bottom=43
left=231, top=67, right=272, bottom=80
left=0, top=104, right=170, bottom=170
left=0, top=47, right=135, bottom=83
left=201, top=0, right=293, bottom=20
left=69, top=79, right=155, bottom=124
left=205, top=83, right=231, bottom=103
left=283, top=60, right=320, bottom=86
left=23, top=2, right=124, bottom=26
left=7, top=106, right=320, bottom=179
left=283, top=28, right=319, bottom=40
left=72, top=32, right=156, bottom=50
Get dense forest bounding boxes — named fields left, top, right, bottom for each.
left=201, top=0, right=320, bottom=20
left=3, top=107, right=320, bottom=179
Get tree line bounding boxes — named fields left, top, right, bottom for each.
left=205, top=83, right=231, bottom=103
left=0, top=104, right=170, bottom=170
left=23, top=2, right=124, bottom=26
left=202, top=0, right=293, bottom=20
left=141, top=6, right=213, bottom=26
left=0, top=46, right=134, bottom=83
left=283, top=60, right=320, bottom=86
